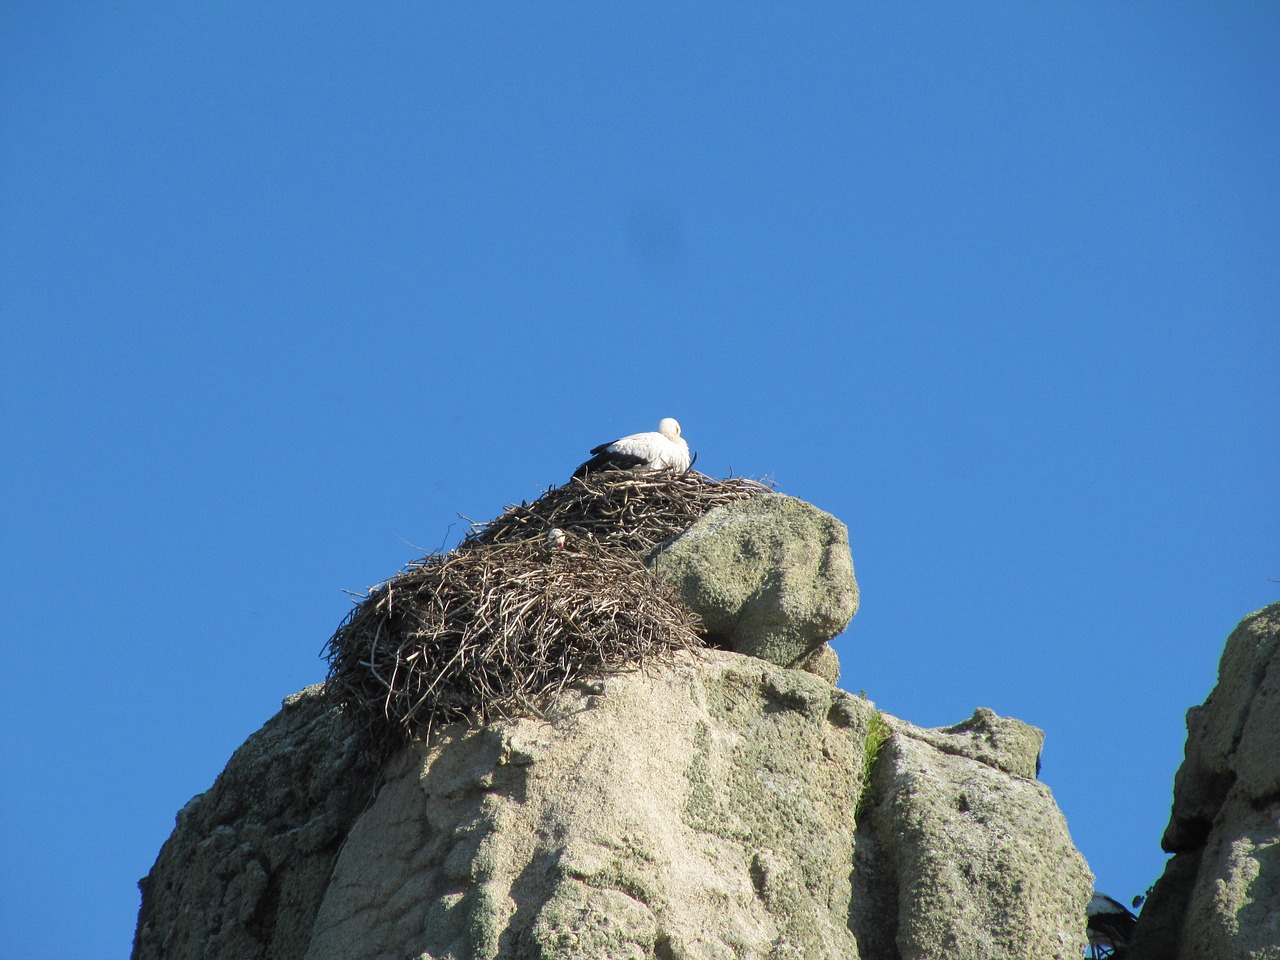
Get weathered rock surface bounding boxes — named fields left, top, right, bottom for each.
left=136, top=652, right=1091, bottom=960
left=132, top=686, right=377, bottom=960
left=647, top=496, right=858, bottom=669
left=860, top=725, right=1088, bottom=960
left=306, top=653, right=870, bottom=960
left=792, top=642, right=842, bottom=685
left=1130, top=601, right=1280, bottom=960
left=892, top=706, right=1045, bottom=780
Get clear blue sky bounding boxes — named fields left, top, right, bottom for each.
left=2, top=4, right=1277, bottom=956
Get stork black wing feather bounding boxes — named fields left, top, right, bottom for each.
left=572, top=451, right=649, bottom=479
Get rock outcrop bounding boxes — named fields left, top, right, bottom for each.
left=648, top=495, right=858, bottom=669
left=132, top=687, right=377, bottom=960
left=135, top=653, right=1090, bottom=960
left=861, top=710, right=1086, bottom=959
left=1129, top=602, right=1280, bottom=960
left=134, top=488, right=1092, bottom=959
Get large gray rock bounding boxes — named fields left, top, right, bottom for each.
left=861, top=722, right=1090, bottom=960
left=132, top=686, right=377, bottom=960
left=1130, top=602, right=1280, bottom=960
left=298, top=651, right=1088, bottom=960
left=134, top=661, right=1090, bottom=960
left=647, top=495, right=858, bottom=669
left=305, top=654, right=868, bottom=960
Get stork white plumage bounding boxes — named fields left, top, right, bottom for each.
left=1086, top=892, right=1137, bottom=958
left=572, top=418, right=692, bottom=479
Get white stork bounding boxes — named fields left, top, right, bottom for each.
left=1086, top=892, right=1137, bottom=957
left=572, top=418, right=692, bottom=479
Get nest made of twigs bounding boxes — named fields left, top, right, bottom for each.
left=325, top=471, right=772, bottom=759
left=464, top=470, right=773, bottom=554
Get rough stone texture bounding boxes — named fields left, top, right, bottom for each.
left=304, top=653, right=865, bottom=960
left=647, top=495, right=858, bottom=668
left=793, top=642, right=841, bottom=685
left=858, top=732, right=1090, bottom=960
left=1130, top=850, right=1203, bottom=960
left=132, top=685, right=377, bottom=960
left=299, top=651, right=1089, bottom=960
left=1180, top=799, right=1280, bottom=959
left=1130, top=602, right=1280, bottom=960
left=132, top=667, right=1089, bottom=960
left=891, top=706, right=1045, bottom=780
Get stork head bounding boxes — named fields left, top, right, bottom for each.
left=546, top=527, right=567, bottom=550
left=658, top=418, right=682, bottom=441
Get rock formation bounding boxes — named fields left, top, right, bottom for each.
left=131, top=688, right=378, bottom=960
left=1129, top=602, right=1280, bottom=960
left=134, top=656, right=1089, bottom=960
left=133, top=487, right=1093, bottom=959
left=647, top=495, right=858, bottom=670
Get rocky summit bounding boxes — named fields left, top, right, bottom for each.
left=134, top=491, right=1096, bottom=959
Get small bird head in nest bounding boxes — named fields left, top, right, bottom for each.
left=545, top=527, right=567, bottom=550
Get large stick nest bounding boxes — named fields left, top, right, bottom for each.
left=463, top=471, right=772, bottom=554
left=325, top=471, right=771, bottom=758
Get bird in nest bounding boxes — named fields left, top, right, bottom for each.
left=572, top=417, right=693, bottom=479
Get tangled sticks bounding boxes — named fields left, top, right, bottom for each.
left=463, top=471, right=772, bottom=554
left=325, top=472, right=770, bottom=759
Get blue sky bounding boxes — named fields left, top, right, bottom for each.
left=2, top=4, right=1277, bottom=956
